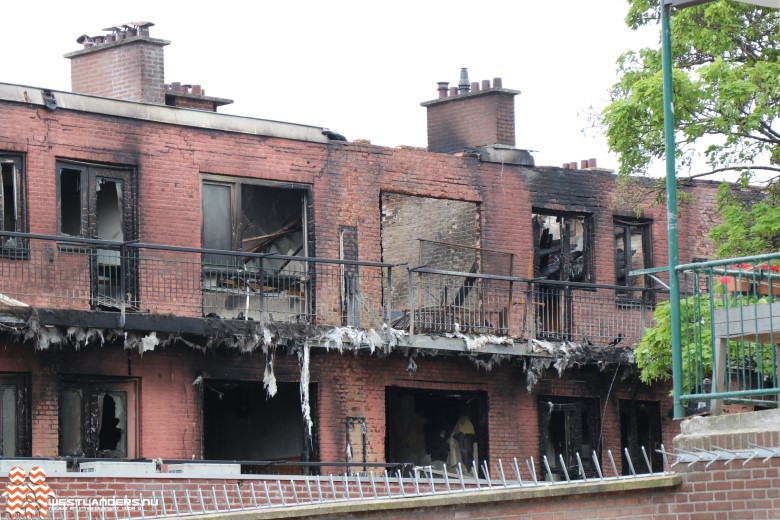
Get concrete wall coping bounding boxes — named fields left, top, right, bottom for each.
left=0, top=83, right=329, bottom=145
left=680, top=408, right=780, bottom=436
left=183, top=474, right=681, bottom=519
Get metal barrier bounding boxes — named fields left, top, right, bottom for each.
left=0, top=231, right=662, bottom=346
left=41, top=448, right=670, bottom=520
left=403, top=267, right=660, bottom=345
left=0, top=232, right=391, bottom=330
left=677, top=255, right=780, bottom=411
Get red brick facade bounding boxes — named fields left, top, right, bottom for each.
left=0, top=27, right=727, bottom=481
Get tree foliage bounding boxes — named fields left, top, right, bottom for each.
left=603, top=1, right=780, bottom=177
left=635, top=291, right=775, bottom=393
left=605, top=2, right=780, bottom=387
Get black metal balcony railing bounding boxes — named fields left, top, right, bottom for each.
left=0, top=232, right=390, bottom=330
left=0, top=232, right=661, bottom=346
left=402, top=267, right=662, bottom=345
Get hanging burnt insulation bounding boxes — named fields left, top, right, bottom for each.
left=263, top=347, right=277, bottom=397
left=298, top=341, right=313, bottom=441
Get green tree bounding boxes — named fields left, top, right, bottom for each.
left=603, top=1, right=780, bottom=257
left=604, top=1, right=780, bottom=386
left=604, top=0, right=780, bottom=179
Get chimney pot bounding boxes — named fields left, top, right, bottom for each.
left=171, top=82, right=182, bottom=92
left=437, top=81, right=449, bottom=99
left=191, top=85, right=202, bottom=95
left=588, top=158, right=597, bottom=168
left=471, top=82, right=479, bottom=92
left=449, top=86, right=459, bottom=97
left=493, top=77, right=503, bottom=89
left=481, top=79, right=490, bottom=90
left=458, top=68, right=470, bottom=94
left=581, top=160, right=589, bottom=169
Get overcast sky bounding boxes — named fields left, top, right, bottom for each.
left=2, top=1, right=662, bottom=172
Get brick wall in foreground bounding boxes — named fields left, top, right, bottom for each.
left=32, top=458, right=780, bottom=519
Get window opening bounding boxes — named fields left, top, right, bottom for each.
left=202, top=381, right=316, bottom=474
left=619, top=400, right=663, bottom=474
left=201, top=178, right=310, bottom=321
left=614, top=218, right=652, bottom=299
left=59, top=379, right=137, bottom=458
left=57, top=162, right=137, bottom=309
left=0, top=374, right=31, bottom=457
left=385, top=388, right=488, bottom=477
left=1, top=156, right=28, bottom=256
left=533, top=212, right=591, bottom=340
left=538, top=397, right=600, bottom=481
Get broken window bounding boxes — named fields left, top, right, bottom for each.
left=59, top=378, right=137, bottom=458
left=385, top=388, right=487, bottom=477
left=619, top=400, right=663, bottom=474
left=0, top=155, right=27, bottom=257
left=532, top=212, right=592, bottom=339
left=202, top=381, right=317, bottom=473
left=614, top=218, right=652, bottom=298
left=56, top=162, right=137, bottom=308
left=532, top=212, right=591, bottom=283
left=538, top=397, right=600, bottom=481
left=0, top=374, right=31, bottom=457
left=201, top=177, right=311, bottom=320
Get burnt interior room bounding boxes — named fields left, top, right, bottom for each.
left=620, top=399, right=662, bottom=474
left=532, top=212, right=590, bottom=339
left=385, top=387, right=487, bottom=475
left=203, top=380, right=315, bottom=471
left=201, top=182, right=308, bottom=268
left=201, top=181, right=310, bottom=320
left=538, top=396, right=600, bottom=481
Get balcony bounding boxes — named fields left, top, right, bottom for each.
left=0, top=232, right=660, bottom=352
left=675, top=256, right=780, bottom=412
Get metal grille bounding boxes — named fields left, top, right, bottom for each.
left=44, top=448, right=671, bottom=519
left=0, top=233, right=390, bottom=330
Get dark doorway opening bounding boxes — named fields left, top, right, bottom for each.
left=619, top=399, right=662, bottom=474
left=385, top=387, right=488, bottom=476
left=203, top=381, right=316, bottom=473
left=538, top=396, right=600, bottom=480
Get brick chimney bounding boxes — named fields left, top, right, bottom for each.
left=66, top=23, right=169, bottom=104
left=421, top=69, right=520, bottom=154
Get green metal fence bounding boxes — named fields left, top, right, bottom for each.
left=676, top=254, right=780, bottom=412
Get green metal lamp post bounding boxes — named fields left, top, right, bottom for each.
left=660, top=0, right=684, bottom=419
left=660, top=0, right=778, bottom=419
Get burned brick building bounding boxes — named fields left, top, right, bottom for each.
left=0, top=24, right=722, bottom=479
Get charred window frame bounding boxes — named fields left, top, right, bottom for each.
left=0, top=155, right=28, bottom=259
left=56, top=161, right=137, bottom=239
left=201, top=176, right=312, bottom=262
left=538, top=396, right=600, bottom=481
left=200, top=176, right=314, bottom=320
left=0, top=374, right=31, bottom=457
left=619, top=399, right=663, bottom=475
left=59, top=377, right=138, bottom=459
left=614, top=218, right=652, bottom=302
left=56, top=161, right=138, bottom=309
left=532, top=211, right=593, bottom=283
